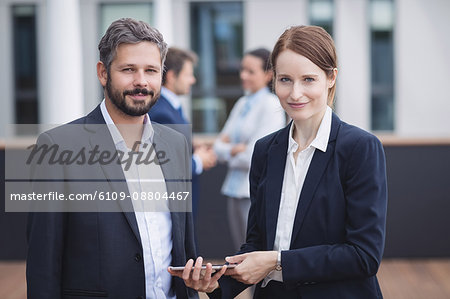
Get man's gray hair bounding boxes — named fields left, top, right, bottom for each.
left=98, top=18, right=168, bottom=71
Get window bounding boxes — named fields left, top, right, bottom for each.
left=100, top=3, right=153, bottom=37
left=13, top=5, right=38, bottom=128
left=190, top=2, right=243, bottom=133
left=309, top=0, right=335, bottom=107
left=309, top=0, right=334, bottom=36
left=98, top=3, right=153, bottom=99
left=370, top=0, right=394, bottom=131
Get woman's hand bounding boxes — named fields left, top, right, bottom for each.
left=231, top=144, right=246, bottom=156
left=168, top=257, right=226, bottom=293
left=224, top=251, right=278, bottom=284
left=220, top=135, right=231, bottom=143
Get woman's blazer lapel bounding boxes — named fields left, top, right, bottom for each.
left=262, top=114, right=342, bottom=250
left=289, top=113, right=341, bottom=248
left=264, top=123, right=290, bottom=250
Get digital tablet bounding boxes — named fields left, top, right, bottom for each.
left=169, top=264, right=237, bottom=271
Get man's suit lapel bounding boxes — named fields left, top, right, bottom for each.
left=84, top=105, right=142, bottom=246
left=159, top=95, right=188, bottom=124
left=289, top=113, right=341, bottom=247
left=152, top=125, right=186, bottom=246
left=265, top=124, right=290, bottom=250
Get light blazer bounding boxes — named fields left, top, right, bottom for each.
left=26, top=105, right=198, bottom=299
left=214, top=89, right=286, bottom=199
left=214, top=113, right=387, bottom=299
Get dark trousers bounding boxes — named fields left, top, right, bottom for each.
left=253, top=281, right=301, bottom=298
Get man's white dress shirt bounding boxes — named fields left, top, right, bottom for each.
left=101, top=100, right=175, bottom=299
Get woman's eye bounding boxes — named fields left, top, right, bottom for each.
left=279, top=77, right=291, bottom=83
left=305, top=77, right=315, bottom=82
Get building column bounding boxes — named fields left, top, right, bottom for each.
left=334, top=0, right=370, bottom=130
left=395, top=0, right=450, bottom=136
left=40, top=0, right=84, bottom=124
left=244, top=0, right=308, bottom=51
left=153, top=0, right=174, bottom=45
left=0, top=2, right=13, bottom=137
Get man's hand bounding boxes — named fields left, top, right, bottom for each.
left=224, top=251, right=278, bottom=285
left=168, top=257, right=226, bottom=293
left=195, top=145, right=217, bottom=170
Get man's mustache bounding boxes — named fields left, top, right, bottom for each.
left=123, top=88, right=154, bottom=97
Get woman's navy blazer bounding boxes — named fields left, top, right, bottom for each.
left=216, top=112, right=387, bottom=299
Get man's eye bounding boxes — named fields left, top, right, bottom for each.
left=122, top=68, right=133, bottom=72
left=146, top=69, right=157, bottom=73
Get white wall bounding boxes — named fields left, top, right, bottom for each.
left=334, top=0, right=370, bottom=131
left=395, top=0, right=450, bottom=137
left=244, top=0, right=308, bottom=52
left=2, top=0, right=450, bottom=138
left=80, top=0, right=102, bottom=113
left=0, top=1, right=14, bottom=138
left=172, top=0, right=190, bottom=49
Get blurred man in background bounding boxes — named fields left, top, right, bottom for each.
left=149, top=47, right=217, bottom=222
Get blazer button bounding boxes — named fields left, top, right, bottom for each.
left=135, top=253, right=142, bottom=262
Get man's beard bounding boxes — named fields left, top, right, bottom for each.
left=106, top=76, right=160, bottom=116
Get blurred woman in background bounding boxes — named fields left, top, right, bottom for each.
left=214, top=48, right=286, bottom=251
